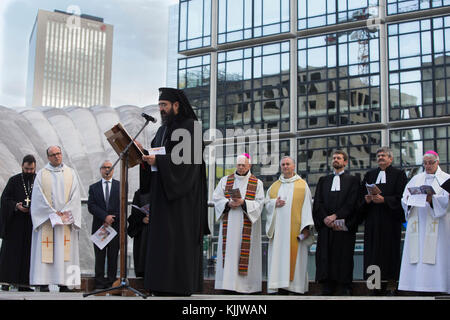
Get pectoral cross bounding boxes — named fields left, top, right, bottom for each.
left=41, top=237, right=53, bottom=248
left=24, top=197, right=31, bottom=207
left=64, top=235, right=70, bottom=246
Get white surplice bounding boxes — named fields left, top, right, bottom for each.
left=399, top=167, right=450, bottom=293
left=212, top=171, right=264, bottom=293
left=264, top=174, right=314, bottom=293
left=29, top=163, right=82, bottom=287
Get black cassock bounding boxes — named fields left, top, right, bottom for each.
left=141, top=114, right=209, bottom=295
left=312, top=172, right=360, bottom=285
left=0, top=173, right=34, bottom=285
left=127, top=190, right=150, bottom=278
left=358, top=165, right=407, bottom=281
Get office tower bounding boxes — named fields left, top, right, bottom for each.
left=27, top=9, right=113, bottom=107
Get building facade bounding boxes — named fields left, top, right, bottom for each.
left=177, top=0, right=450, bottom=279
left=26, top=9, right=113, bottom=108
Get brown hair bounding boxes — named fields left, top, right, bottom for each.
left=333, top=149, right=348, bottom=161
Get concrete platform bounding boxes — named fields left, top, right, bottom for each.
left=0, top=291, right=440, bottom=300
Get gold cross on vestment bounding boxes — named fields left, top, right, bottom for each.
left=431, top=220, right=438, bottom=232
left=24, top=197, right=31, bottom=207
left=412, top=221, right=418, bottom=233
left=64, top=235, right=70, bottom=246
left=41, top=237, right=53, bottom=248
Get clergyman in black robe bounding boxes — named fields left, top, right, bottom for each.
left=312, top=150, right=360, bottom=296
left=127, top=189, right=150, bottom=278
left=358, top=147, right=407, bottom=295
left=0, top=155, right=36, bottom=291
left=138, top=87, right=210, bottom=296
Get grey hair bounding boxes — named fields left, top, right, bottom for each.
left=423, top=153, right=439, bottom=161
left=280, top=156, right=296, bottom=165
left=99, top=160, right=113, bottom=169
left=46, top=145, right=62, bottom=156
left=376, top=146, right=393, bottom=158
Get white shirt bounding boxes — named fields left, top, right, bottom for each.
left=101, top=178, right=112, bottom=202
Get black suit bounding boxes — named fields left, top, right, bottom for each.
left=88, top=179, right=120, bottom=288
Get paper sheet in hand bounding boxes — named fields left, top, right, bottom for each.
left=408, top=185, right=436, bottom=195
left=149, top=147, right=166, bottom=171
left=148, top=147, right=166, bottom=155
left=91, top=225, right=117, bottom=250
left=131, top=204, right=150, bottom=215
left=334, top=219, right=348, bottom=231
left=407, top=194, right=427, bottom=207
left=49, top=211, right=73, bottom=227
left=366, top=183, right=381, bottom=195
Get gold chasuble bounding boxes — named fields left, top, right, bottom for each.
left=40, top=168, right=73, bottom=263
left=269, top=178, right=306, bottom=281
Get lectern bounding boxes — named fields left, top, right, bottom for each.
left=83, top=122, right=149, bottom=299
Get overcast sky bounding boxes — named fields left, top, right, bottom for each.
left=0, top=0, right=179, bottom=108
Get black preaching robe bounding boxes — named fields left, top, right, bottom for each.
left=141, top=114, right=210, bottom=295
left=358, top=165, right=407, bottom=281
left=0, top=173, right=34, bottom=285
left=312, top=172, right=360, bottom=285
left=127, top=190, right=150, bottom=278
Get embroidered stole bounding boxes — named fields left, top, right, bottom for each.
left=41, top=168, right=73, bottom=264
left=269, top=179, right=306, bottom=281
left=222, top=173, right=258, bottom=275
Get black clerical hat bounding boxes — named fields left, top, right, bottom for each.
left=158, top=87, right=198, bottom=120
left=441, top=178, right=450, bottom=193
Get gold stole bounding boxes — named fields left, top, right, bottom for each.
left=269, top=178, right=306, bottom=281
left=41, top=168, right=73, bottom=264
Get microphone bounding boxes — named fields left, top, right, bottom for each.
left=141, top=113, right=157, bottom=123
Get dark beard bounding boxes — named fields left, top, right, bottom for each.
left=161, top=108, right=176, bottom=125
left=22, top=172, right=35, bottom=182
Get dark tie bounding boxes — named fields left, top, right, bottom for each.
left=104, top=180, right=110, bottom=210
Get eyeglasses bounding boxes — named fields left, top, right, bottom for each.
left=423, top=160, right=437, bottom=166
left=48, top=152, right=62, bottom=157
left=101, top=166, right=112, bottom=170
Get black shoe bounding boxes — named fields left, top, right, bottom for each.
left=18, top=287, right=34, bottom=292
left=38, top=285, right=50, bottom=292
left=1, top=285, right=9, bottom=291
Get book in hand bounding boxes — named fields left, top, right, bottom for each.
left=366, top=183, right=381, bottom=195
left=408, top=185, right=436, bottom=195
left=131, top=203, right=150, bottom=215
left=227, top=188, right=242, bottom=199
left=90, top=225, right=117, bottom=250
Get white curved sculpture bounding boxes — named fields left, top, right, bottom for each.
left=0, top=105, right=160, bottom=275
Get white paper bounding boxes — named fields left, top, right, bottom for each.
left=49, top=213, right=63, bottom=227
left=90, top=225, right=117, bottom=250
left=334, top=219, right=348, bottom=231
left=131, top=204, right=150, bottom=215
left=406, top=194, right=427, bottom=207
left=148, top=147, right=166, bottom=155
left=49, top=211, right=74, bottom=227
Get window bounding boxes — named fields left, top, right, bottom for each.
left=298, top=28, right=380, bottom=130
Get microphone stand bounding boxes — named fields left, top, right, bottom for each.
left=83, top=119, right=151, bottom=299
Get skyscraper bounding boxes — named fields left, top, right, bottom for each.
left=26, top=9, right=113, bottom=108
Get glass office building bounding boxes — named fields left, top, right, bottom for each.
left=176, top=0, right=450, bottom=279
left=27, top=9, right=113, bottom=108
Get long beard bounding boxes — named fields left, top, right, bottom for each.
left=161, top=109, right=176, bottom=125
